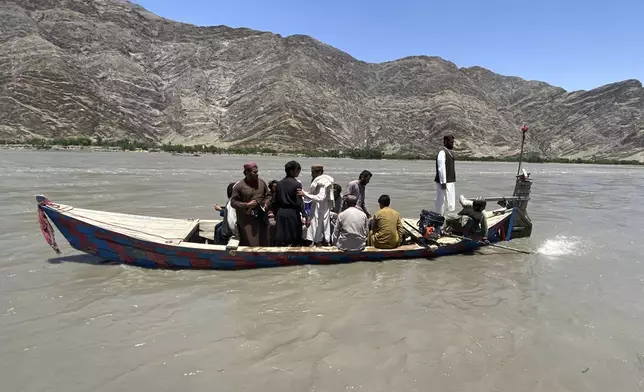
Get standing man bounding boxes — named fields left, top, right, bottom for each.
left=271, top=161, right=310, bottom=246
left=331, top=184, right=342, bottom=214
left=341, top=170, right=372, bottom=218
left=434, top=135, right=456, bottom=215
left=300, top=165, right=335, bottom=246
left=230, top=162, right=270, bottom=247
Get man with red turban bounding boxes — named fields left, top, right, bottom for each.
left=230, top=162, right=270, bottom=247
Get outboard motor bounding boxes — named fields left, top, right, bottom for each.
left=511, top=169, right=532, bottom=211
left=419, top=210, right=445, bottom=242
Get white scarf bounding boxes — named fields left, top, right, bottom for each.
left=311, top=174, right=334, bottom=200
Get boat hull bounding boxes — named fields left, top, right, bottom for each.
left=40, top=205, right=506, bottom=270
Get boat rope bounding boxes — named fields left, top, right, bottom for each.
left=38, top=201, right=61, bottom=254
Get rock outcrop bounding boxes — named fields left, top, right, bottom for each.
left=1, top=0, right=643, bottom=160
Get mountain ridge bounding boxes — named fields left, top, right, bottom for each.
left=1, top=0, right=643, bottom=160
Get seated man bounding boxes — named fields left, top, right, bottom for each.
left=332, top=195, right=368, bottom=251
left=214, top=182, right=238, bottom=245
left=369, top=194, right=404, bottom=249
left=445, top=195, right=489, bottom=241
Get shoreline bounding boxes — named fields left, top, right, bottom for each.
left=1, top=141, right=642, bottom=166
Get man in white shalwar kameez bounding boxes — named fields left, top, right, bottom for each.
left=434, top=135, right=456, bottom=215
left=300, top=165, right=335, bottom=246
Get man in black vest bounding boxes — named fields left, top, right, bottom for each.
left=434, top=135, right=456, bottom=215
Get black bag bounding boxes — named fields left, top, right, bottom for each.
left=418, top=209, right=445, bottom=240
left=250, top=205, right=270, bottom=225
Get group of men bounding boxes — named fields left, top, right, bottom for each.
left=214, top=162, right=404, bottom=251
left=214, top=133, right=489, bottom=250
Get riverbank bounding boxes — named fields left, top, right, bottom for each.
left=1, top=138, right=642, bottom=166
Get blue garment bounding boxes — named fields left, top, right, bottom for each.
left=214, top=222, right=230, bottom=245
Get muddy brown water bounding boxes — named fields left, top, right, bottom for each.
left=1, top=150, right=644, bottom=391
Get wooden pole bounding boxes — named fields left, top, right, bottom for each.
left=446, top=233, right=532, bottom=255
left=517, top=125, right=528, bottom=176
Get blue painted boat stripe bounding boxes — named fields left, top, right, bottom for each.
left=506, top=208, right=516, bottom=241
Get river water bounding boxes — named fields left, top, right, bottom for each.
left=1, top=150, right=644, bottom=391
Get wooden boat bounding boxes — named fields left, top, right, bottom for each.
left=35, top=173, right=533, bottom=270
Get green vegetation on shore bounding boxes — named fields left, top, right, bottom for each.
left=1, top=137, right=642, bottom=166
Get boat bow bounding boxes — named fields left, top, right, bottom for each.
left=36, top=195, right=200, bottom=247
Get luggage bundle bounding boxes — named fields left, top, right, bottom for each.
left=418, top=210, right=445, bottom=242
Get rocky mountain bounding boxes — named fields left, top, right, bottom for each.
left=1, top=0, right=643, bottom=160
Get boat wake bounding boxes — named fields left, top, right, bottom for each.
left=537, top=235, right=585, bottom=256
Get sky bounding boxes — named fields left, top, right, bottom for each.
left=133, top=0, right=643, bottom=91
